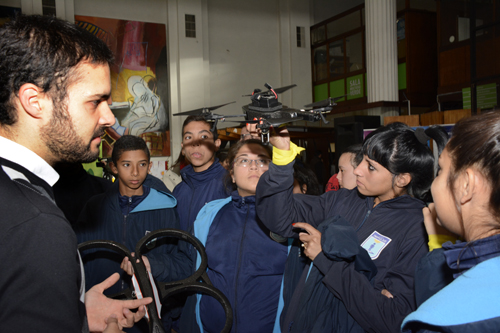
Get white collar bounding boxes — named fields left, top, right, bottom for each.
left=0, top=136, right=59, bottom=186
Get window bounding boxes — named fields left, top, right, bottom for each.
left=42, top=0, right=56, bottom=17
left=297, top=26, right=305, bottom=47
left=185, top=14, right=196, bottom=38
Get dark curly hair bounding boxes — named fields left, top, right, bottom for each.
left=0, top=14, right=113, bottom=125
left=111, top=135, right=150, bottom=165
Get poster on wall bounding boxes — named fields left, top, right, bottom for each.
left=75, top=15, right=170, bottom=157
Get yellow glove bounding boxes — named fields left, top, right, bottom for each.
left=272, top=142, right=305, bottom=166
left=428, top=234, right=457, bottom=251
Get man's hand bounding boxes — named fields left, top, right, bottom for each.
left=241, top=123, right=262, bottom=140
left=85, top=273, right=152, bottom=332
left=102, top=315, right=123, bottom=333
left=294, top=222, right=322, bottom=261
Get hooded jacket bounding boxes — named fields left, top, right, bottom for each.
left=173, top=159, right=228, bottom=233
left=256, top=162, right=428, bottom=333
left=75, top=185, right=192, bottom=295
left=181, top=193, right=288, bottom=333
left=402, top=234, right=500, bottom=333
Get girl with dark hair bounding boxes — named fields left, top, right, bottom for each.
left=180, top=139, right=288, bottom=333
left=293, top=161, right=323, bottom=195
left=402, top=112, right=500, bottom=332
left=255, top=122, right=448, bottom=333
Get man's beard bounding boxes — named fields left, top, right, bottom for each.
left=40, top=102, right=105, bottom=164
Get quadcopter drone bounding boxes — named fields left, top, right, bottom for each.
left=174, top=83, right=343, bottom=142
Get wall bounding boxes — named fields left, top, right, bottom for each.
left=9, top=0, right=313, bottom=163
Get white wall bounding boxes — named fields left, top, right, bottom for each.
left=14, top=0, right=313, bottom=161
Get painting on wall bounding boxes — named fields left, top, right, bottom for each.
left=75, top=15, right=170, bottom=157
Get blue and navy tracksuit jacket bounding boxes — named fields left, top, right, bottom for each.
left=402, top=234, right=500, bottom=333
left=180, top=192, right=288, bottom=333
left=173, top=159, right=228, bottom=233
left=75, top=185, right=192, bottom=294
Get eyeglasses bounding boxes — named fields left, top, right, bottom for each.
left=233, top=157, right=271, bottom=168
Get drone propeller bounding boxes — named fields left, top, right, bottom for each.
left=243, top=83, right=297, bottom=98
left=303, top=95, right=346, bottom=108
left=173, top=101, right=236, bottom=116
left=273, top=84, right=297, bottom=94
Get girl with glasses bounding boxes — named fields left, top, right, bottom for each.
left=180, top=139, right=289, bottom=333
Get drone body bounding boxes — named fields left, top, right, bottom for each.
left=174, top=83, right=338, bottom=142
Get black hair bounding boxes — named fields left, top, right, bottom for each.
left=341, top=143, right=363, bottom=167
left=182, top=115, right=218, bottom=140
left=224, top=139, right=272, bottom=192
left=447, top=112, right=500, bottom=222
left=363, top=122, right=448, bottom=202
left=111, top=135, right=150, bottom=165
left=0, top=14, right=113, bottom=126
left=293, top=162, right=323, bottom=195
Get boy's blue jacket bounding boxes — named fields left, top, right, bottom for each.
left=75, top=184, right=192, bottom=295
left=179, top=193, right=288, bottom=333
left=173, top=159, right=228, bottom=233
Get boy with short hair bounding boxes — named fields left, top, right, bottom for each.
left=173, top=116, right=229, bottom=232
left=75, top=135, right=191, bottom=331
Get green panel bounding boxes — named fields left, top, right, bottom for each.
left=82, top=144, right=103, bottom=177
left=463, top=83, right=497, bottom=109
left=477, top=83, right=497, bottom=109
left=314, top=83, right=329, bottom=102
left=398, top=62, right=407, bottom=90
left=462, top=87, right=471, bottom=109
left=347, top=74, right=364, bottom=100
left=329, top=79, right=345, bottom=102
left=364, top=73, right=367, bottom=96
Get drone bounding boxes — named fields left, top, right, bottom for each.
left=174, top=83, right=343, bottom=143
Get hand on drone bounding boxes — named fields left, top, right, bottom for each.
left=269, top=125, right=290, bottom=150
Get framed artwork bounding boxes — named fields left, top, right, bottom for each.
left=75, top=15, right=171, bottom=157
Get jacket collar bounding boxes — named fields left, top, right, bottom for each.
left=180, top=158, right=227, bottom=186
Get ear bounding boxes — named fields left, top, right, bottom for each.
left=109, top=161, right=118, bottom=174
left=214, top=138, right=221, bottom=151
left=230, top=170, right=235, bottom=183
left=301, top=184, right=308, bottom=194
left=148, top=161, right=153, bottom=173
left=457, top=168, right=475, bottom=205
left=18, top=83, right=49, bottom=119
left=395, top=173, right=412, bottom=188
left=181, top=143, right=185, bottom=156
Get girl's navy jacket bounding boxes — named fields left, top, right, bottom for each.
left=180, top=193, right=288, bottom=333
left=256, top=162, right=428, bottom=333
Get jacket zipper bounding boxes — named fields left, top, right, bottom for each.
left=121, top=197, right=132, bottom=290
left=234, top=197, right=249, bottom=333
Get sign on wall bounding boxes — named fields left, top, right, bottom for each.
left=347, top=74, right=364, bottom=100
